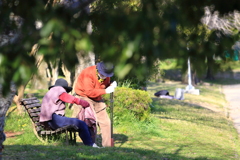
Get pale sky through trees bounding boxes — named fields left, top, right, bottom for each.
left=201, top=6, right=240, bottom=35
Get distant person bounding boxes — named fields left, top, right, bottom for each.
left=74, top=61, right=117, bottom=147
left=39, top=78, right=99, bottom=148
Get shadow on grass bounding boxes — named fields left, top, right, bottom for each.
left=95, top=133, right=128, bottom=148
left=151, top=98, right=213, bottom=113
left=113, top=134, right=128, bottom=147
left=151, top=99, right=231, bottom=131
left=2, top=144, right=222, bottom=160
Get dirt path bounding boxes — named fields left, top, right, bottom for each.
left=222, top=84, right=240, bottom=134
left=5, top=132, right=23, bottom=138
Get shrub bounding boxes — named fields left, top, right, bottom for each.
left=103, top=87, right=152, bottom=122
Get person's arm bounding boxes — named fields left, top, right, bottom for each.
left=59, top=92, right=89, bottom=107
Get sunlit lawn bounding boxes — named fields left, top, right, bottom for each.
left=2, top=81, right=240, bottom=160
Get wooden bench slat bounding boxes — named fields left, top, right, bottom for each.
left=22, top=99, right=40, bottom=105
left=55, top=128, right=65, bottom=132
left=27, top=108, right=41, bottom=113
left=32, top=117, right=40, bottom=122
left=35, top=126, right=42, bottom=132
left=21, top=97, right=38, bottom=101
left=41, top=130, right=55, bottom=134
left=25, top=103, right=41, bottom=109
left=35, top=122, right=41, bottom=126
left=29, top=112, right=40, bottom=117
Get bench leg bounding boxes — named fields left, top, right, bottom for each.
left=69, top=131, right=73, bottom=145
left=73, top=132, right=76, bottom=145
left=68, top=131, right=77, bottom=145
left=65, top=130, right=69, bottom=145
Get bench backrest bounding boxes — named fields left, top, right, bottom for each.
left=20, top=97, right=43, bottom=133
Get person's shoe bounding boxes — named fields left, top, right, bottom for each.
left=92, top=143, right=100, bottom=148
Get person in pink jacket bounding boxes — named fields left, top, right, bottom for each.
left=39, top=78, right=98, bottom=147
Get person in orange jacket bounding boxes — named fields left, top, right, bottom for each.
left=74, top=62, right=117, bottom=147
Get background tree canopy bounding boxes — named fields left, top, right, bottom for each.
left=1, top=0, right=240, bottom=92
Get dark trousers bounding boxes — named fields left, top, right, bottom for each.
left=48, top=114, right=93, bottom=146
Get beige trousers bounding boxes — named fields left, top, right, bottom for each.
left=76, top=96, right=111, bottom=147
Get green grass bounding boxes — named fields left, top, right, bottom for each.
left=2, top=80, right=240, bottom=160
left=160, top=59, right=180, bottom=70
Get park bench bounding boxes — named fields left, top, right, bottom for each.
left=20, top=97, right=78, bottom=145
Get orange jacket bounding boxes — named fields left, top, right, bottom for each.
left=74, top=65, right=111, bottom=101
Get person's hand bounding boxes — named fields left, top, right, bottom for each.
left=111, top=81, right=117, bottom=88
left=105, top=86, right=115, bottom=94
left=79, top=99, right=90, bottom=108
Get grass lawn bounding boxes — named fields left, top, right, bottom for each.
left=2, top=80, right=240, bottom=160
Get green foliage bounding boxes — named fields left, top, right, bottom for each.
left=0, top=0, right=240, bottom=93
left=217, top=60, right=240, bottom=72
left=116, top=76, right=147, bottom=90
left=159, top=59, right=179, bottom=70
left=117, top=79, right=133, bottom=88
left=103, top=87, right=152, bottom=122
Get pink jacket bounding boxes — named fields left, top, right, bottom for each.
left=78, top=106, right=96, bottom=128
left=78, top=105, right=97, bottom=137
left=40, top=86, right=66, bottom=122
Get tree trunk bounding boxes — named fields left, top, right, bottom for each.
left=12, top=85, right=25, bottom=114
left=192, top=70, right=201, bottom=85
left=0, top=83, right=17, bottom=158
left=205, top=56, right=215, bottom=80
left=61, top=63, right=74, bottom=87
left=181, top=71, right=188, bottom=84
left=72, top=21, right=95, bottom=90
left=30, top=54, right=51, bottom=90
left=13, top=44, right=40, bottom=114
left=205, top=67, right=215, bottom=80
left=48, top=60, right=59, bottom=86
